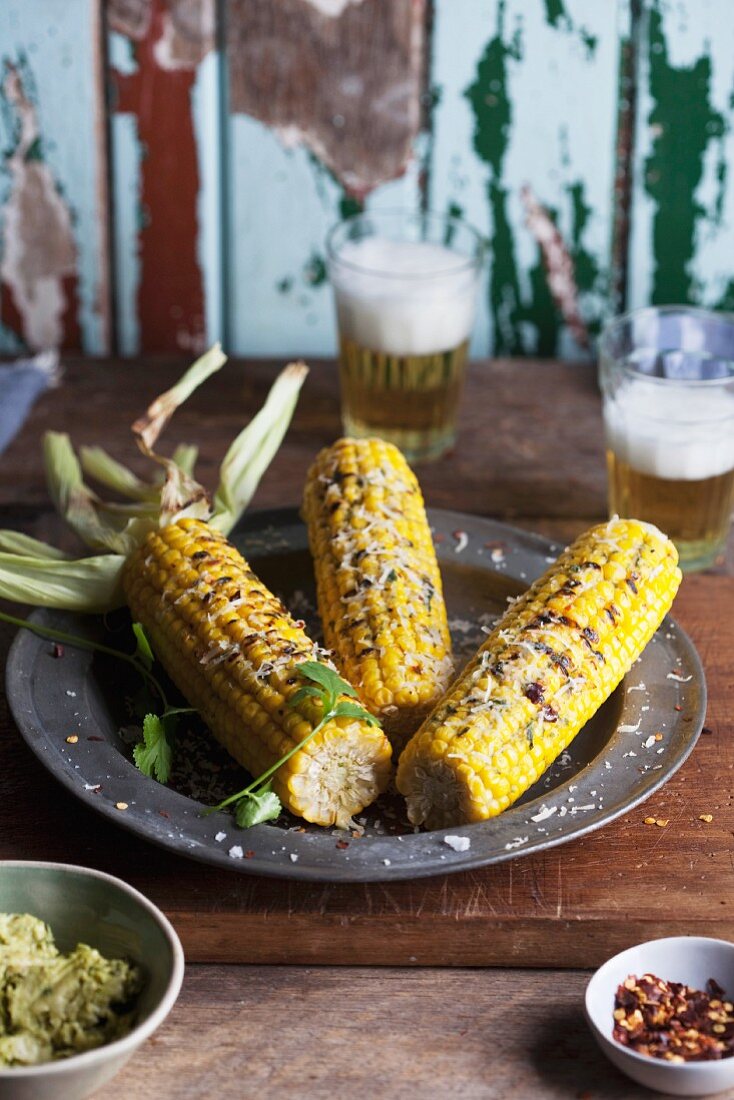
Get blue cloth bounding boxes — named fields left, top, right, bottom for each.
left=0, top=351, right=60, bottom=456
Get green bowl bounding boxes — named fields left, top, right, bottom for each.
left=0, top=861, right=184, bottom=1100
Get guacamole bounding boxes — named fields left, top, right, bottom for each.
left=0, top=913, right=142, bottom=1067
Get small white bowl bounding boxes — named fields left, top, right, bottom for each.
left=0, top=861, right=185, bottom=1100
left=586, top=936, right=734, bottom=1097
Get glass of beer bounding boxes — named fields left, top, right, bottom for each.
left=600, top=306, right=734, bottom=571
left=326, top=209, right=485, bottom=462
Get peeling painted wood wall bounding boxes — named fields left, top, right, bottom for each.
left=1, top=0, right=733, bottom=360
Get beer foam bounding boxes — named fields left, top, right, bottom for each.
left=604, top=381, right=734, bottom=481
left=331, top=237, right=478, bottom=357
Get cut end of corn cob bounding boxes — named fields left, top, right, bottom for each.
left=303, top=437, right=453, bottom=750
left=123, top=517, right=392, bottom=827
left=397, top=517, right=681, bottom=830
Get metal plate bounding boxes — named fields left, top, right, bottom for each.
left=5, top=508, right=706, bottom=882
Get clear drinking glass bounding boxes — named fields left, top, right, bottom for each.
left=599, top=306, right=734, bottom=571
left=326, top=209, right=485, bottom=462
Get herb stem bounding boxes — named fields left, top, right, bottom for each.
left=0, top=609, right=168, bottom=707
left=204, top=711, right=330, bottom=815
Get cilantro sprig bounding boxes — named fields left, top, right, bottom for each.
left=0, top=611, right=192, bottom=784
left=204, top=661, right=379, bottom=828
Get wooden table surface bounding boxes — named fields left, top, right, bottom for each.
left=1, top=356, right=732, bottom=1099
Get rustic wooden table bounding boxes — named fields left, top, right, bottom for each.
left=1, top=358, right=732, bottom=1099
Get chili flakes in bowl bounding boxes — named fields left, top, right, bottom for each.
left=614, top=973, right=734, bottom=1062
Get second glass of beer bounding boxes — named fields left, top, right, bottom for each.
left=600, top=306, right=734, bottom=571
left=326, top=210, right=485, bottom=462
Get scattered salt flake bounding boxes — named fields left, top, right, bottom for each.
left=570, top=804, right=596, bottom=814
left=453, top=531, right=468, bottom=554
left=627, top=683, right=646, bottom=693
left=623, top=751, right=637, bottom=758
left=604, top=761, right=612, bottom=770
left=559, top=806, right=568, bottom=817
left=65, top=690, right=77, bottom=697
left=289, top=853, right=299, bottom=863
left=643, top=735, right=656, bottom=749
left=656, top=748, right=665, bottom=754
left=228, top=846, right=244, bottom=860
left=214, top=832, right=227, bottom=843
left=667, top=672, right=692, bottom=683
left=490, top=547, right=505, bottom=563
left=83, top=783, right=100, bottom=791
left=383, top=859, right=391, bottom=866
left=530, top=805, right=557, bottom=823
left=504, top=836, right=528, bottom=851
left=544, top=556, right=555, bottom=563
left=443, top=835, right=471, bottom=852
left=569, top=785, right=578, bottom=792
left=619, top=720, right=642, bottom=734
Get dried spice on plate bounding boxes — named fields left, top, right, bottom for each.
left=613, top=973, right=734, bottom=1062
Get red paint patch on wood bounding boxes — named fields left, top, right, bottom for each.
left=111, top=0, right=206, bottom=353
left=0, top=281, right=24, bottom=345
left=59, top=274, right=82, bottom=350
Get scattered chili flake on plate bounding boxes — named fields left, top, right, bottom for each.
left=52, top=643, right=64, bottom=658
left=613, top=973, right=734, bottom=1061
left=335, top=840, right=349, bottom=850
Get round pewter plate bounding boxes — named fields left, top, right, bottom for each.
left=5, top=508, right=706, bottom=883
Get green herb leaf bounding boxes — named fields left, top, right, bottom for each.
left=289, top=684, right=324, bottom=707
left=132, top=622, right=154, bottom=670
left=234, top=785, right=282, bottom=827
left=133, top=713, right=173, bottom=783
left=295, top=661, right=358, bottom=700
left=331, top=700, right=380, bottom=725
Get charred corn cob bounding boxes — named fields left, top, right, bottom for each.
left=397, top=518, right=681, bottom=829
left=123, top=518, right=393, bottom=826
left=303, top=438, right=453, bottom=749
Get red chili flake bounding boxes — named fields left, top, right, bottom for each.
left=433, top=533, right=446, bottom=544
left=158, top=810, right=170, bottom=819
left=87, top=736, right=105, bottom=742
left=525, top=681, right=545, bottom=705
left=613, top=973, right=734, bottom=1061
left=674, top=704, right=682, bottom=712
left=52, top=643, right=64, bottom=658
left=293, top=619, right=306, bottom=629
left=244, top=850, right=255, bottom=859
left=335, top=840, right=349, bottom=850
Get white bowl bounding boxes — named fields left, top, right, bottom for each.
left=0, top=861, right=185, bottom=1100
left=586, top=936, right=734, bottom=1097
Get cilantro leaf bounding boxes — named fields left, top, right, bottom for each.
left=133, top=712, right=173, bottom=783
left=132, top=622, right=155, bottom=671
left=331, top=700, right=380, bottom=725
left=235, top=785, right=281, bottom=827
left=296, top=660, right=358, bottom=699
left=289, top=684, right=324, bottom=708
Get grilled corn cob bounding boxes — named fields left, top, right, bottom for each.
left=303, top=438, right=453, bottom=749
left=397, top=518, right=681, bottom=829
left=123, top=518, right=393, bottom=826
